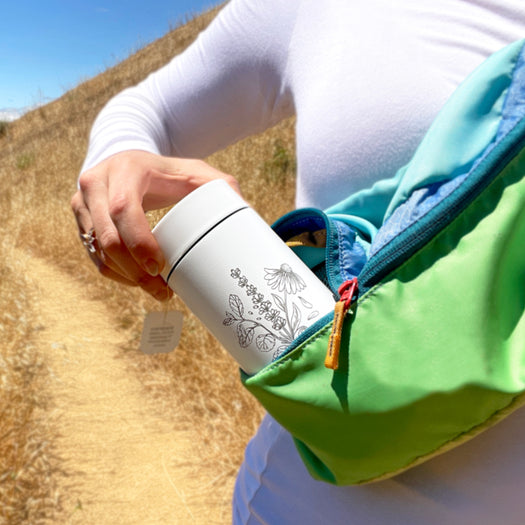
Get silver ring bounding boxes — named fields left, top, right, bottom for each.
left=80, top=228, right=97, bottom=253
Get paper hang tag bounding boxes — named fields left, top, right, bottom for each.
left=140, top=310, right=183, bottom=354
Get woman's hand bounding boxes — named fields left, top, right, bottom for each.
left=71, top=150, right=240, bottom=301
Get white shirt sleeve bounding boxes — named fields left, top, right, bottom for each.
left=81, top=0, right=298, bottom=172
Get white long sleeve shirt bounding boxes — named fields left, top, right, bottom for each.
left=82, top=0, right=525, bottom=211
left=82, top=1, right=525, bottom=523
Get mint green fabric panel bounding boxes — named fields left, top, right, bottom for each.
left=243, top=144, right=525, bottom=485
left=384, top=40, right=523, bottom=219
left=324, top=166, right=407, bottom=231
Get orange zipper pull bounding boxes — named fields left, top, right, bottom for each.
left=325, top=278, right=358, bottom=370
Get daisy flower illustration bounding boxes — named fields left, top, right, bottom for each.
left=264, top=264, right=306, bottom=295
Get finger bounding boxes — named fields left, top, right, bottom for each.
left=107, top=180, right=166, bottom=277
left=81, top=177, right=172, bottom=300
left=79, top=171, right=144, bottom=279
left=72, top=190, right=136, bottom=280
left=71, top=190, right=93, bottom=233
left=142, top=159, right=241, bottom=210
left=84, top=152, right=167, bottom=277
left=79, top=229, right=171, bottom=300
left=92, top=256, right=138, bottom=286
left=84, top=240, right=171, bottom=301
left=87, top=201, right=172, bottom=300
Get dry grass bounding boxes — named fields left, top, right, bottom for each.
left=0, top=241, right=57, bottom=524
left=0, top=4, right=296, bottom=519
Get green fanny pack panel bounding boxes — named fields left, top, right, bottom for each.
left=242, top=40, right=525, bottom=485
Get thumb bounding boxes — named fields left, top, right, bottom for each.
left=143, top=158, right=241, bottom=210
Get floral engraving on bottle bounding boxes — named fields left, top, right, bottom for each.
left=223, top=265, right=320, bottom=359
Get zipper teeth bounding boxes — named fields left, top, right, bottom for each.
left=325, top=219, right=342, bottom=294
left=359, top=123, right=525, bottom=293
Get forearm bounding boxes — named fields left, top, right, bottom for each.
left=81, top=0, right=296, bottom=174
left=81, top=85, right=173, bottom=173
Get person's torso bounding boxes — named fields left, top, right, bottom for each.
left=287, top=0, right=525, bottom=209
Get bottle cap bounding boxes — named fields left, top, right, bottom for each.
left=152, top=179, right=248, bottom=280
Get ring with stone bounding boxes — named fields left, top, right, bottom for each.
left=80, top=228, right=97, bottom=253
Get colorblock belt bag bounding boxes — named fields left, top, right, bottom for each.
left=241, top=40, right=525, bottom=485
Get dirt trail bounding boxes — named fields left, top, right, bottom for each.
left=29, top=256, right=230, bottom=524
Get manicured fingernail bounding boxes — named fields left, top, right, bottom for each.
left=144, top=259, right=159, bottom=276
left=154, top=287, right=172, bottom=302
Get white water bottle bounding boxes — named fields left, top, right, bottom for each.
left=152, top=179, right=335, bottom=375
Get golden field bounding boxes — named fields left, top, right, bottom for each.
left=0, top=5, right=296, bottom=523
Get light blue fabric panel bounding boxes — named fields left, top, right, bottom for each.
left=324, top=167, right=406, bottom=235
left=331, top=220, right=368, bottom=281
left=497, top=43, right=525, bottom=139
left=369, top=174, right=467, bottom=258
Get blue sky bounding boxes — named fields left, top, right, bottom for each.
left=0, top=0, right=221, bottom=111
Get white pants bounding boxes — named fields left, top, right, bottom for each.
left=233, top=408, right=525, bottom=524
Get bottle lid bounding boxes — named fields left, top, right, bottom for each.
left=152, top=179, right=248, bottom=280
